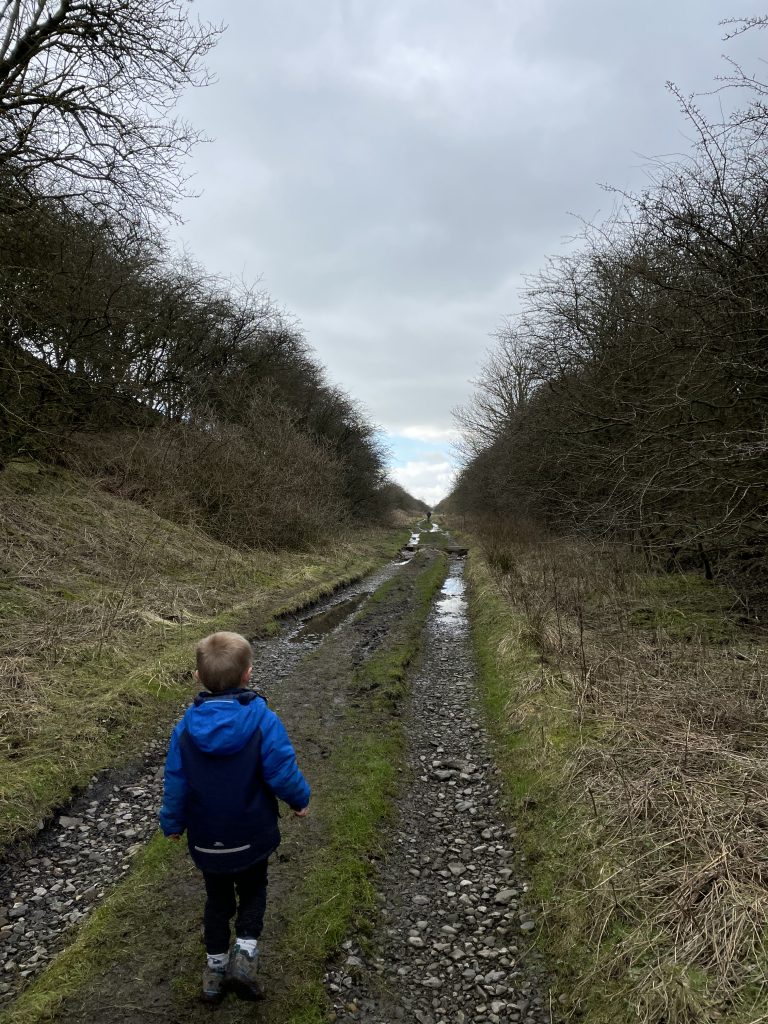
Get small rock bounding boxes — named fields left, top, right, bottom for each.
left=494, top=889, right=517, bottom=905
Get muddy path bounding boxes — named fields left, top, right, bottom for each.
left=1, top=548, right=438, bottom=1023
left=324, top=559, right=552, bottom=1024
left=0, top=554, right=408, bottom=1009
left=2, top=536, right=553, bottom=1024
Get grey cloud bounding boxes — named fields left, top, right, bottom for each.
left=174, top=0, right=764, bottom=443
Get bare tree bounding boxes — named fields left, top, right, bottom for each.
left=0, top=0, right=220, bottom=223
left=451, top=53, right=768, bottom=593
left=454, top=320, right=539, bottom=458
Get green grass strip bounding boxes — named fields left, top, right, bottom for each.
left=464, top=554, right=604, bottom=1015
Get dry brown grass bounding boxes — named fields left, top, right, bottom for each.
left=474, top=521, right=768, bottom=1023
left=0, top=460, right=402, bottom=845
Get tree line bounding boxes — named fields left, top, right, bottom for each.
left=450, top=18, right=768, bottom=598
left=1, top=1, right=411, bottom=547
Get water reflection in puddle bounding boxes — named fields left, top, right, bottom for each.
left=290, top=593, right=368, bottom=643
left=436, top=565, right=467, bottom=622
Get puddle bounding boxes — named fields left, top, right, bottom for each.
left=290, top=593, right=368, bottom=643
left=248, top=558, right=405, bottom=694
left=435, top=561, right=468, bottom=622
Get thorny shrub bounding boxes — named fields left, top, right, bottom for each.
left=61, top=411, right=348, bottom=550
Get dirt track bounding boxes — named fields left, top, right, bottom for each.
left=4, top=550, right=436, bottom=1022
left=2, top=536, right=552, bottom=1024
left=0, top=556, right=404, bottom=1012
left=324, top=558, right=551, bottom=1024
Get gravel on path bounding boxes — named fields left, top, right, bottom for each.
left=324, top=558, right=553, bottom=1024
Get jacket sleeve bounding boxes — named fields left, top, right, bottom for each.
left=260, top=707, right=311, bottom=810
left=159, top=723, right=188, bottom=835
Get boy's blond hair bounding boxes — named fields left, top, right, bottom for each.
left=196, top=632, right=252, bottom=692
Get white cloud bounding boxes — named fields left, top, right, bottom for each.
left=352, top=43, right=455, bottom=108
left=392, top=458, right=456, bottom=506
left=396, top=425, right=461, bottom=444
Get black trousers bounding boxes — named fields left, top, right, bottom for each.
left=202, top=858, right=269, bottom=954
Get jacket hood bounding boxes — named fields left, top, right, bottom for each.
left=183, top=690, right=266, bottom=756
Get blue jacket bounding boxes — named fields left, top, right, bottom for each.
left=159, top=689, right=310, bottom=873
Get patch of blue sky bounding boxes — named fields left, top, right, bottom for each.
left=380, top=430, right=458, bottom=504
left=383, top=432, right=450, bottom=469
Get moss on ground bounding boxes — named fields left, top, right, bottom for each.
left=629, top=571, right=737, bottom=643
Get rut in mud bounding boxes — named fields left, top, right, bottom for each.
left=325, top=558, right=551, bottom=1024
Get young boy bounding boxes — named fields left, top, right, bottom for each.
left=159, top=631, right=310, bottom=1003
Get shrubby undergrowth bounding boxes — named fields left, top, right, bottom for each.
left=0, top=190, right=402, bottom=546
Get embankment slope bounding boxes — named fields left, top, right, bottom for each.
left=0, top=461, right=406, bottom=849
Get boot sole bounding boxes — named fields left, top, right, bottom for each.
left=200, top=991, right=225, bottom=1005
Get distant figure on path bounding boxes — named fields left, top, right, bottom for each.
left=159, top=631, right=310, bottom=1004
left=427, top=510, right=432, bottom=522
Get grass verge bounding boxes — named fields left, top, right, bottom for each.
left=465, top=533, right=768, bottom=1024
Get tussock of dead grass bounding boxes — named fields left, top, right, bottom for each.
left=473, top=522, right=768, bottom=1023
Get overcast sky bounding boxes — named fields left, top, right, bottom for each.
left=173, top=1, right=761, bottom=504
